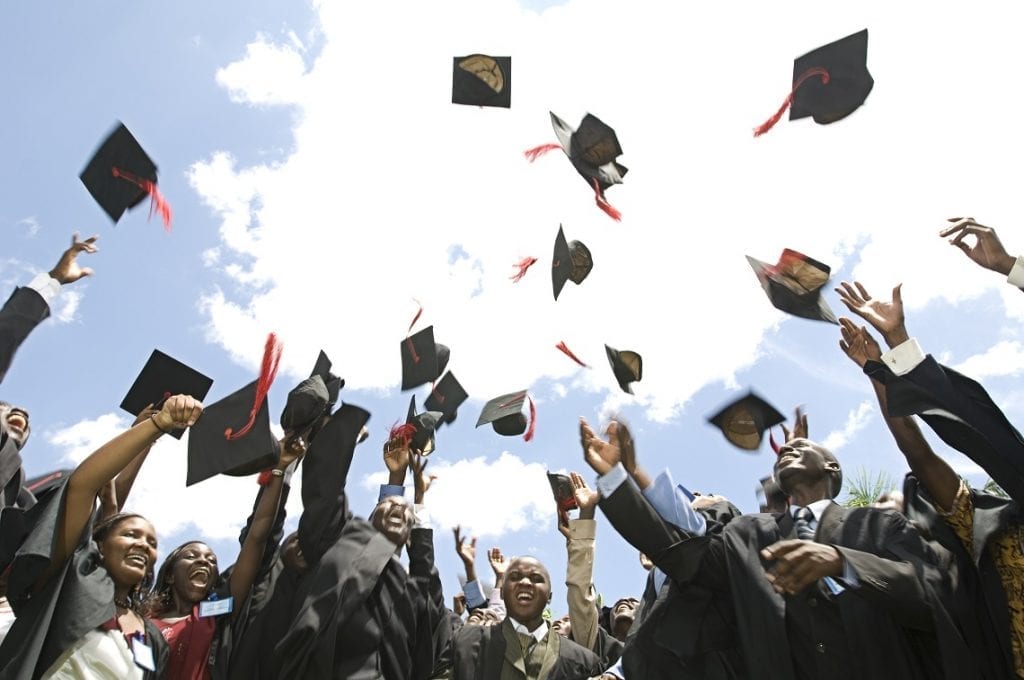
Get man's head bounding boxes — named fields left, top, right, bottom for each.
left=370, top=495, right=415, bottom=546
left=773, top=438, right=843, bottom=499
left=501, top=556, right=552, bottom=629
left=610, top=597, right=639, bottom=640
left=551, top=614, right=572, bottom=638
left=466, top=607, right=502, bottom=627
left=280, top=531, right=308, bottom=575
left=0, top=402, right=30, bottom=450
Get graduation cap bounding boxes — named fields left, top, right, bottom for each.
left=754, top=29, right=873, bottom=136
left=552, top=225, right=593, bottom=300
left=707, top=392, right=785, bottom=451
left=402, top=395, right=443, bottom=455
left=401, top=326, right=450, bottom=390
left=476, top=390, right=535, bottom=441
left=186, top=380, right=280, bottom=486
left=280, top=351, right=346, bottom=436
left=311, top=350, right=345, bottom=407
left=547, top=472, right=578, bottom=512
left=120, top=350, right=214, bottom=440
left=79, top=122, right=173, bottom=230
left=605, top=345, right=642, bottom=394
left=747, top=249, right=838, bottom=324
left=452, top=54, right=511, bottom=108
left=525, top=112, right=627, bottom=221
left=424, top=371, right=469, bottom=427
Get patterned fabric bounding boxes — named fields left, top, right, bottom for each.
left=942, top=479, right=1024, bottom=677
left=516, top=631, right=544, bottom=679
left=793, top=507, right=816, bottom=541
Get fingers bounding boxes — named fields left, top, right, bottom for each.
left=760, top=539, right=803, bottom=562
left=161, top=394, right=203, bottom=427
left=453, top=525, right=463, bottom=547
left=892, top=283, right=903, bottom=306
left=570, top=471, right=585, bottom=490
left=854, top=281, right=871, bottom=300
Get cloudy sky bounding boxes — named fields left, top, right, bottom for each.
left=2, top=0, right=1023, bottom=607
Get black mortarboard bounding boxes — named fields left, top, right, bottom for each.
left=279, top=375, right=329, bottom=435
left=547, top=472, right=578, bottom=512
left=707, top=392, right=785, bottom=451
left=186, top=381, right=279, bottom=486
left=120, top=350, right=214, bottom=440
left=424, top=371, right=469, bottom=427
left=552, top=225, right=593, bottom=300
left=311, top=350, right=345, bottom=407
left=406, top=395, right=443, bottom=455
left=80, top=122, right=172, bottom=228
left=747, top=249, right=838, bottom=324
left=476, top=390, right=535, bottom=439
left=401, top=326, right=447, bottom=390
left=452, top=54, right=511, bottom=108
left=605, top=345, right=642, bottom=394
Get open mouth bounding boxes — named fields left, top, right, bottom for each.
left=6, top=411, right=27, bottom=435
left=125, top=553, right=149, bottom=570
left=189, top=566, right=212, bottom=585
left=514, top=590, right=535, bottom=604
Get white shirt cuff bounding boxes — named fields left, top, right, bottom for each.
left=27, top=272, right=60, bottom=305
left=413, top=503, right=430, bottom=527
left=880, top=338, right=925, bottom=376
left=1007, top=255, right=1024, bottom=288
left=595, top=463, right=628, bottom=498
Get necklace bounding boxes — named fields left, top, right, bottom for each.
left=114, top=597, right=132, bottom=610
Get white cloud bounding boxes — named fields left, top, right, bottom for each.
left=190, top=0, right=1024, bottom=423
left=53, top=290, right=82, bottom=324
left=953, top=340, right=1024, bottom=380
left=18, top=217, right=41, bottom=238
left=821, top=400, right=875, bottom=452
left=361, top=451, right=553, bottom=538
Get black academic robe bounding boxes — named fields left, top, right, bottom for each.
left=0, top=480, right=168, bottom=679
left=600, top=476, right=977, bottom=680
left=0, top=285, right=50, bottom=387
left=617, top=500, right=746, bottom=680
left=449, top=618, right=603, bottom=680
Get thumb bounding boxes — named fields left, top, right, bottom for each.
left=892, top=283, right=903, bottom=306
left=79, top=267, right=94, bottom=278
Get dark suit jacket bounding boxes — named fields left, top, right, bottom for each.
left=0, top=286, right=50, bottom=387
left=600, top=476, right=977, bottom=680
left=449, top=618, right=602, bottom=680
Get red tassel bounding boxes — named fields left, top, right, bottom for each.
left=753, top=67, right=830, bottom=137
left=591, top=179, right=622, bottom=221
left=523, top=143, right=562, bottom=162
left=555, top=341, right=588, bottom=368
left=257, top=470, right=273, bottom=486
left=405, top=301, right=424, bottom=364
left=111, top=167, right=173, bottom=231
left=769, top=430, right=781, bottom=456
left=524, top=395, right=536, bottom=442
left=389, top=422, right=417, bottom=447
left=407, top=301, right=423, bottom=334
left=225, top=333, right=283, bottom=440
left=510, top=257, right=538, bottom=283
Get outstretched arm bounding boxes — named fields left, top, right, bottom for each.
left=563, top=471, right=600, bottom=651
left=113, top=404, right=160, bottom=511
left=940, top=217, right=1021, bottom=288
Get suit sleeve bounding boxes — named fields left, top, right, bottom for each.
left=0, top=287, right=50, bottom=386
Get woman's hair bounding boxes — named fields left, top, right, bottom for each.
left=92, top=512, right=155, bottom=612
left=146, top=540, right=222, bottom=617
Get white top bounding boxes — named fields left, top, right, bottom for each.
left=0, top=597, right=14, bottom=646
left=41, top=629, right=144, bottom=680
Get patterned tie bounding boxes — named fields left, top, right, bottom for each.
left=517, top=631, right=536, bottom=655
left=793, top=506, right=816, bottom=541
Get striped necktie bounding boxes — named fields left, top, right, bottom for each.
left=793, top=506, right=816, bottom=540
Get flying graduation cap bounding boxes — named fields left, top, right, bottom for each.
left=552, top=225, right=593, bottom=300
left=401, top=325, right=451, bottom=391
left=452, top=54, right=511, bottom=108
left=547, top=472, right=578, bottom=512
left=707, top=392, right=786, bottom=451
left=401, top=395, right=443, bottom=455
left=476, top=390, right=535, bottom=441
left=754, top=29, right=873, bottom=136
left=746, top=249, right=838, bottom=324
left=120, top=350, right=214, bottom=440
left=279, top=350, right=345, bottom=437
left=525, top=112, right=627, bottom=221
left=79, top=122, right=173, bottom=230
left=424, top=371, right=469, bottom=427
left=605, top=345, right=642, bottom=394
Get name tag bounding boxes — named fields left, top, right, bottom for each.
left=131, top=636, right=156, bottom=671
left=199, top=596, right=234, bottom=617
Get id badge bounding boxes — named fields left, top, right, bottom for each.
left=131, top=635, right=156, bottom=671
left=199, top=596, right=234, bottom=617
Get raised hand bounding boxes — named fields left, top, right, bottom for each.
left=940, top=217, right=1016, bottom=275
left=409, top=450, right=436, bottom=504
left=132, top=403, right=160, bottom=428
left=49, top=233, right=99, bottom=285
left=780, top=406, right=808, bottom=444
left=487, top=547, right=507, bottom=584
left=278, top=434, right=308, bottom=470
left=556, top=506, right=572, bottom=540
left=580, top=418, right=622, bottom=475
left=152, top=394, right=203, bottom=432
left=834, top=281, right=908, bottom=348
left=454, top=525, right=478, bottom=581
left=383, top=438, right=411, bottom=486
left=570, top=471, right=600, bottom=519
left=761, top=539, right=843, bottom=595
left=838, top=317, right=883, bottom=369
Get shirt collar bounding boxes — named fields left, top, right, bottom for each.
left=511, top=619, right=549, bottom=642
left=791, top=498, right=834, bottom=523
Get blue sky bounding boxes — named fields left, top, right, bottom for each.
left=3, top=0, right=1024, bottom=611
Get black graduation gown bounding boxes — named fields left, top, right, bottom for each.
left=0, top=480, right=168, bottom=679
left=0, top=285, right=50, bottom=387
left=449, top=618, right=603, bottom=680
left=599, top=476, right=977, bottom=680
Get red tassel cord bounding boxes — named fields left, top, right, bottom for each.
left=510, top=257, right=538, bottom=282
left=524, top=395, right=536, bottom=442
left=752, top=67, right=831, bottom=137
left=523, top=143, right=563, bottom=162
left=389, top=422, right=417, bottom=448
left=591, top=178, right=622, bottom=221
left=769, top=430, right=782, bottom=456
left=257, top=470, right=273, bottom=486
left=225, top=333, right=284, bottom=440
left=111, top=167, right=173, bottom=231
left=405, top=300, right=424, bottom=364
left=555, top=341, right=588, bottom=368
